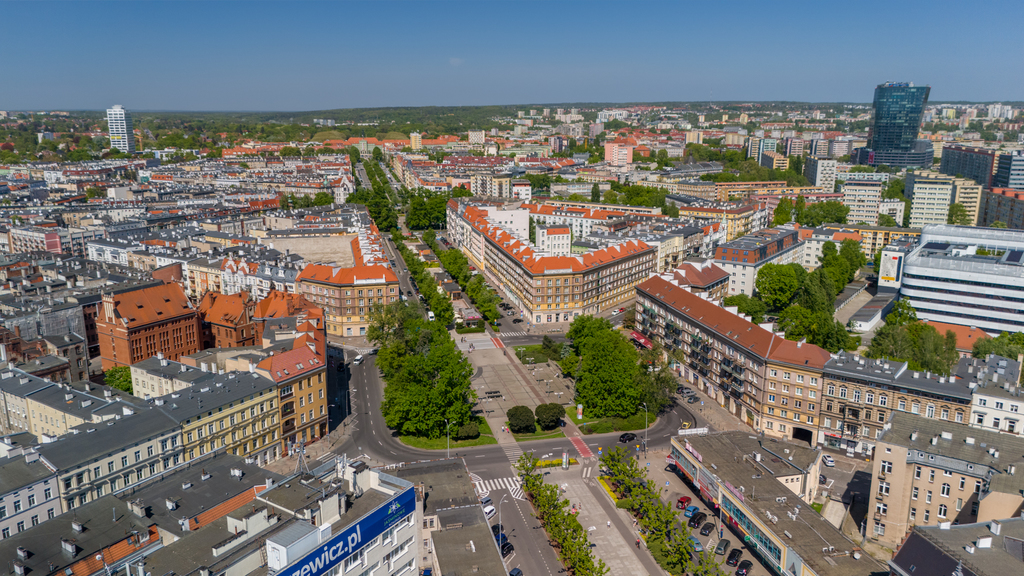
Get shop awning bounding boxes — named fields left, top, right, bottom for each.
left=631, top=331, right=653, bottom=349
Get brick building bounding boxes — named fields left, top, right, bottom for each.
left=197, top=291, right=256, bottom=349
left=96, top=283, right=201, bottom=370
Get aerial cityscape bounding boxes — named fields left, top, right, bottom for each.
left=1, top=2, right=1023, bottom=576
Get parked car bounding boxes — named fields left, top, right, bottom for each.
left=508, top=569, right=523, bottom=576
left=492, top=523, right=504, bottom=536
left=726, top=548, right=743, bottom=566
left=484, top=505, right=496, bottom=519
left=513, top=318, right=523, bottom=324
left=819, top=474, right=827, bottom=485
left=496, top=533, right=508, bottom=546
left=687, top=395, right=700, bottom=404
left=683, top=505, right=700, bottom=518
left=352, top=355, right=363, bottom=365
left=822, top=455, right=835, bottom=467
left=619, top=433, right=636, bottom=443
left=676, top=496, right=691, bottom=509
left=700, top=522, right=715, bottom=536
left=688, top=512, right=707, bottom=528
left=500, top=542, right=514, bottom=558
left=481, top=496, right=493, bottom=508
left=715, top=538, right=731, bottom=555
left=688, top=536, right=703, bottom=553
left=736, top=560, right=754, bottom=576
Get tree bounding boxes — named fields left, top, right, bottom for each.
left=797, top=200, right=849, bottom=227
left=947, top=203, right=972, bottom=225
left=878, top=213, right=898, bottom=227
left=312, top=191, right=334, bottom=206
left=754, top=263, right=800, bottom=310
left=885, top=298, right=918, bottom=328
left=85, top=186, right=104, bottom=199
left=773, top=197, right=794, bottom=225
left=576, top=330, right=641, bottom=418
left=535, top=403, right=566, bottom=430
left=590, top=183, right=601, bottom=202
left=507, top=405, right=536, bottom=433
left=104, top=366, right=133, bottom=394
left=973, top=331, right=1024, bottom=359
left=566, top=315, right=614, bottom=356
left=991, top=221, right=1008, bottom=228
left=278, top=195, right=289, bottom=210
left=724, top=294, right=767, bottom=324
left=279, top=146, right=301, bottom=157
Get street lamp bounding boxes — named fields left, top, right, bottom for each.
left=498, top=494, right=509, bottom=538
left=641, top=402, right=648, bottom=457
left=445, top=419, right=451, bottom=459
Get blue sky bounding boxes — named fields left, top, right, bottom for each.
left=3, top=0, right=1020, bottom=111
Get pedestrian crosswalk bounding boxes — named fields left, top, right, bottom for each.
left=571, top=436, right=594, bottom=458
left=581, top=466, right=594, bottom=478
left=498, top=331, right=529, bottom=337
left=474, top=476, right=525, bottom=501
left=501, top=443, right=523, bottom=465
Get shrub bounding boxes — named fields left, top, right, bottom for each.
left=456, top=422, right=479, bottom=440
left=535, top=403, right=566, bottom=430
left=507, top=406, right=536, bottom=433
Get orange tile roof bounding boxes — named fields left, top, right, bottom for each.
left=109, top=283, right=195, bottom=328
left=920, top=320, right=991, bottom=352
left=198, top=291, right=252, bottom=327
left=296, top=264, right=398, bottom=285
left=257, top=345, right=324, bottom=383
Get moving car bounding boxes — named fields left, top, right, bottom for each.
left=619, top=433, right=637, bottom=443
left=676, top=496, right=691, bottom=509
left=500, top=542, right=514, bottom=558
left=726, top=548, right=743, bottom=566
left=352, top=355, right=363, bottom=365
left=700, top=522, right=715, bottom=536
left=822, top=455, right=835, bottom=467
left=688, top=512, right=707, bottom=528
left=683, top=505, right=700, bottom=518
left=736, top=560, right=754, bottom=576
left=484, top=505, right=496, bottom=519
left=715, top=538, right=731, bottom=555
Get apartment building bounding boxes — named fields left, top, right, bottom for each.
left=197, top=290, right=256, bottom=349
left=0, top=454, right=58, bottom=539
left=759, top=151, right=789, bottom=170
left=841, top=180, right=884, bottom=225
left=185, top=257, right=224, bottom=298
left=8, top=227, right=68, bottom=255
left=295, top=264, right=399, bottom=337
left=453, top=203, right=656, bottom=324
left=962, top=354, right=1024, bottom=436
left=814, top=223, right=921, bottom=257
left=800, top=227, right=863, bottom=269
left=868, top=412, right=1024, bottom=548
left=23, top=381, right=147, bottom=440
left=979, top=187, right=1024, bottom=228
left=635, top=273, right=830, bottom=435
left=819, top=352, right=972, bottom=456
left=660, top=260, right=730, bottom=302
left=907, top=171, right=956, bottom=227
left=993, top=150, right=1024, bottom=189
left=604, top=140, right=634, bottom=166
left=879, top=198, right=906, bottom=225
left=96, top=283, right=201, bottom=370
left=666, top=198, right=770, bottom=241
left=939, top=144, right=998, bottom=187
left=129, top=354, right=223, bottom=398
left=36, top=409, right=183, bottom=511
left=804, top=157, right=838, bottom=193
left=714, top=224, right=807, bottom=296
left=256, top=346, right=328, bottom=449
left=536, top=225, right=571, bottom=256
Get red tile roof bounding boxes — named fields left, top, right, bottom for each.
left=198, top=291, right=252, bottom=327
left=108, top=283, right=195, bottom=328
left=257, top=346, right=324, bottom=383
left=296, top=264, right=398, bottom=285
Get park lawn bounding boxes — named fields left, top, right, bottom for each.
left=513, top=344, right=559, bottom=364
left=398, top=416, right=497, bottom=450
left=577, top=410, right=657, bottom=435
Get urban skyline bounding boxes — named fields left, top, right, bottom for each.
left=2, top=0, right=1022, bottom=111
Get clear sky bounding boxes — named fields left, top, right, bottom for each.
left=3, top=0, right=1021, bottom=111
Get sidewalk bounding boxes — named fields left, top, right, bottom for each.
left=262, top=424, right=353, bottom=475
left=683, top=376, right=753, bottom=434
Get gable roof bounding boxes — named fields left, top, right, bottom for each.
left=105, top=283, right=195, bottom=329
left=198, top=291, right=252, bottom=327
left=256, top=346, right=323, bottom=383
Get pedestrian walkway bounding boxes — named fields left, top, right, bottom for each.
left=473, top=476, right=526, bottom=501
left=456, top=336, right=496, bottom=352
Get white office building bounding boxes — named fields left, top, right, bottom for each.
left=804, top=157, right=838, bottom=193
left=106, top=104, right=135, bottom=154
left=907, top=172, right=954, bottom=228
left=841, top=180, right=884, bottom=225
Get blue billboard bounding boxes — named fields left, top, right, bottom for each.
left=279, top=487, right=417, bottom=576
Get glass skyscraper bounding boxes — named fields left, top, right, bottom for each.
left=855, top=82, right=933, bottom=168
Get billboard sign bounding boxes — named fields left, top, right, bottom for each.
left=278, top=487, right=416, bottom=576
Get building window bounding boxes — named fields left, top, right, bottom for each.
left=941, top=408, right=949, bottom=420
left=941, top=483, right=950, bottom=497
left=876, top=502, right=887, bottom=515
left=878, top=482, right=890, bottom=496
left=898, top=399, right=907, bottom=411
left=926, top=491, right=932, bottom=504
left=912, top=487, right=918, bottom=500
left=910, top=507, right=916, bottom=521
left=929, top=470, right=935, bottom=483
left=879, top=395, right=888, bottom=407
left=938, top=504, right=947, bottom=518
left=915, top=466, right=922, bottom=479
left=839, top=387, right=847, bottom=399
left=956, top=498, right=963, bottom=512
left=924, top=510, right=930, bottom=522
left=873, top=521, right=885, bottom=536
left=880, top=461, right=892, bottom=474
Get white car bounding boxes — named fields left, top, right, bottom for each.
left=352, top=355, right=364, bottom=366
left=822, top=455, right=835, bottom=467
left=483, top=505, right=496, bottom=519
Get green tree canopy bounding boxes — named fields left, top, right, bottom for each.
left=723, top=294, right=767, bottom=324
left=755, top=263, right=800, bottom=310
left=947, top=203, right=972, bottom=225
left=104, top=366, right=133, bottom=394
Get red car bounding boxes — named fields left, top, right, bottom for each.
left=676, top=496, right=691, bottom=509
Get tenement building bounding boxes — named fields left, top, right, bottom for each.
left=295, top=264, right=400, bottom=337
left=713, top=224, right=807, bottom=297
left=96, top=282, right=201, bottom=370
left=869, top=411, right=1024, bottom=549
left=820, top=351, right=972, bottom=457
left=635, top=272, right=830, bottom=440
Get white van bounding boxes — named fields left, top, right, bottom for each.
left=428, top=311, right=435, bottom=322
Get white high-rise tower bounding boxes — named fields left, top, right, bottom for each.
left=106, top=104, right=135, bottom=153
